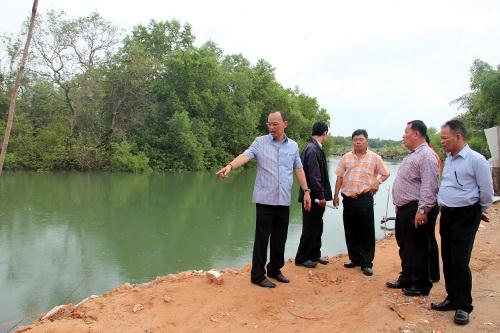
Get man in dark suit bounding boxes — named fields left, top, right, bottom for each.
left=295, top=121, right=333, bottom=268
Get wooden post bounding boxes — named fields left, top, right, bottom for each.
left=0, top=0, right=38, bottom=176
left=484, top=126, right=500, bottom=195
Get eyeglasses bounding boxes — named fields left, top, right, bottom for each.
left=266, top=122, right=282, bottom=128
left=454, top=171, right=463, bottom=187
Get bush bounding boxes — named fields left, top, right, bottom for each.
left=4, top=152, right=24, bottom=170
left=110, top=141, right=151, bottom=173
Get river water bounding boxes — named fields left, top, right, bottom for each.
left=0, top=157, right=400, bottom=328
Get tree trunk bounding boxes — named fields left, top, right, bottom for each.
left=0, top=0, right=38, bottom=176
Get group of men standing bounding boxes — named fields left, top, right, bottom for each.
left=216, top=110, right=494, bottom=326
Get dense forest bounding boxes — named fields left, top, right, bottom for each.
left=1, top=12, right=497, bottom=172
left=0, top=11, right=329, bottom=172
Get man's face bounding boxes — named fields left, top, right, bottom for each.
left=267, top=112, right=287, bottom=139
left=440, top=126, right=458, bottom=152
left=402, top=124, right=417, bottom=149
left=352, top=134, right=368, bottom=151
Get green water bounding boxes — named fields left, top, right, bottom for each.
left=0, top=157, right=400, bottom=329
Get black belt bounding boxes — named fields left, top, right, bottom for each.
left=440, top=202, right=479, bottom=212
left=341, top=192, right=372, bottom=200
left=396, top=201, right=418, bottom=209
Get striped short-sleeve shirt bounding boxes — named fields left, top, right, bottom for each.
left=335, top=149, right=389, bottom=197
left=243, top=134, right=303, bottom=206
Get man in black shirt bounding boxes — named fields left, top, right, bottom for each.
left=295, top=121, right=333, bottom=268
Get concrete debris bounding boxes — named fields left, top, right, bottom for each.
left=133, top=304, right=144, bottom=313
left=13, top=325, right=32, bottom=333
left=40, top=304, right=75, bottom=321
left=75, top=294, right=99, bottom=308
left=206, top=270, right=224, bottom=285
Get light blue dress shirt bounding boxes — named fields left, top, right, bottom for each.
left=437, top=145, right=494, bottom=211
left=244, top=134, right=303, bottom=206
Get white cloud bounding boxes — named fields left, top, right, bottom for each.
left=2, top=0, right=499, bottom=139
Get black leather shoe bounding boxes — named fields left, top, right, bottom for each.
left=431, top=299, right=456, bottom=311
left=296, top=260, right=317, bottom=268
left=268, top=273, right=290, bottom=283
left=343, top=262, right=358, bottom=268
left=254, top=278, right=276, bottom=288
left=402, top=287, right=429, bottom=296
left=362, top=267, right=373, bottom=276
left=316, top=257, right=329, bottom=265
left=386, top=279, right=410, bottom=289
left=454, top=309, right=469, bottom=325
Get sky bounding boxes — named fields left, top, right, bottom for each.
left=1, top=0, right=499, bottom=140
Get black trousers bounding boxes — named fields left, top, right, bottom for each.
left=395, top=202, right=436, bottom=292
left=342, top=193, right=375, bottom=268
left=440, top=203, right=482, bottom=313
left=251, top=204, right=290, bottom=283
left=295, top=204, right=326, bottom=263
left=427, top=206, right=440, bottom=282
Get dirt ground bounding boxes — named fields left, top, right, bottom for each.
left=17, top=202, right=500, bottom=333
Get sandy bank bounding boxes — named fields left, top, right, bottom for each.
left=16, top=203, right=500, bottom=333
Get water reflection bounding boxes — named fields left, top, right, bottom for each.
left=0, top=157, right=400, bottom=327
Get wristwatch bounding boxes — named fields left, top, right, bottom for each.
left=304, top=188, right=311, bottom=193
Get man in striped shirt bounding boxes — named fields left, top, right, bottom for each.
left=388, top=120, right=440, bottom=297
left=216, top=110, right=312, bottom=288
left=334, top=129, right=390, bottom=276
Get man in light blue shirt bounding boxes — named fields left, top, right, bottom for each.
left=431, top=120, right=494, bottom=325
left=217, top=110, right=311, bottom=288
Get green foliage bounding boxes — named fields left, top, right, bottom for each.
left=4, top=153, right=24, bottom=170
left=110, top=141, right=151, bottom=173
left=1, top=13, right=329, bottom=172
left=31, top=122, right=70, bottom=170
left=454, top=59, right=500, bottom=158
left=329, top=135, right=406, bottom=158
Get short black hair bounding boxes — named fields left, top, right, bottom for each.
left=443, top=119, right=467, bottom=138
left=312, top=121, right=328, bottom=136
left=270, top=110, right=288, bottom=122
left=407, top=120, right=427, bottom=137
left=351, top=129, right=368, bottom=139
